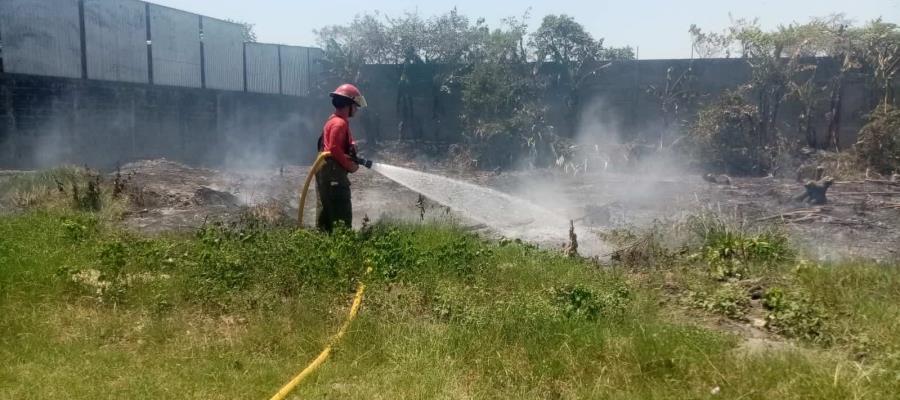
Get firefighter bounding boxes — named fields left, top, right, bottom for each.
left=315, top=84, right=368, bottom=232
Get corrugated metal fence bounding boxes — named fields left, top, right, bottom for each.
left=0, top=0, right=323, bottom=96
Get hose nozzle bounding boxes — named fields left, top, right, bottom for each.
left=350, top=155, right=373, bottom=169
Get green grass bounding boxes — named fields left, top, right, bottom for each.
left=1, top=210, right=899, bottom=399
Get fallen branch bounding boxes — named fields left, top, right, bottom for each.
left=865, top=179, right=900, bottom=186
left=831, top=191, right=900, bottom=196
left=756, top=207, right=829, bottom=222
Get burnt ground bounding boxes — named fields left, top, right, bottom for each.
left=110, top=158, right=900, bottom=263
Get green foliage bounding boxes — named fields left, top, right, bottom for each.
left=532, top=15, right=604, bottom=64
left=688, top=213, right=793, bottom=279
left=763, top=287, right=830, bottom=343
left=61, top=215, right=97, bottom=242
left=687, top=91, right=774, bottom=175
left=853, top=19, right=900, bottom=107
left=363, top=226, right=418, bottom=280
left=433, top=235, right=491, bottom=280
left=316, top=10, right=630, bottom=168
left=4, top=210, right=900, bottom=398
left=689, top=283, right=750, bottom=320
left=549, top=283, right=630, bottom=320
left=688, top=16, right=898, bottom=160
left=459, top=61, right=548, bottom=168
left=855, top=105, right=900, bottom=174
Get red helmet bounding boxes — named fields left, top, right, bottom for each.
left=330, top=83, right=367, bottom=108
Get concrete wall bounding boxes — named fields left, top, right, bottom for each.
left=0, top=73, right=328, bottom=169
left=0, top=57, right=887, bottom=169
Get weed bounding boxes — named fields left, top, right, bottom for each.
left=72, top=174, right=102, bottom=211
left=61, top=219, right=87, bottom=241
left=689, top=283, right=751, bottom=320
left=763, top=287, right=831, bottom=344
left=601, top=225, right=681, bottom=269
left=687, top=213, right=793, bottom=279
left=550, top=283, right=630, bottom=320
left=432, top=235, right=490, bottom=281
left=364, top=227, right=419, bottom=280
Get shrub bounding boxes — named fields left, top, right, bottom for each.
left=687, top=91, right=775, bottom=176
left=855, top=105, right=900, bottom=175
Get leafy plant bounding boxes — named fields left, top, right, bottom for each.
left=550, top=283, right=630, bottom=320
left=689, top=283, right=751, bottom=320
left=855, top=105, right=900, bottom=174
left=438, top=236, right=491, bottom=280
left=363, top=228, right=419, bottom=280
left=686, top=91, right=777, bottom=175
left=688, top=213, right=793, bottom=279
left=763, top=287, right=831, bottom=343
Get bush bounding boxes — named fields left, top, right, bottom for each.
left=855, top=105, right=900, bottom=175
left=687, top=92, right=775, bottom=176
left=460, top=63, right=554, bottom=168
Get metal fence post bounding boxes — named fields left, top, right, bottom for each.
left=277, top=45, right=283, bottom=95
left=199, top=16, right=205, bottom=88
left=145, top=3, right=153, bottom=84
left=77, top=0, right=87, bottom=79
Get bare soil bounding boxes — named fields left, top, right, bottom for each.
left=114, top=158, right=900, bottom=262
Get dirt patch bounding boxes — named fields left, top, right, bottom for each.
left=108, top=158, right=899, bottom=261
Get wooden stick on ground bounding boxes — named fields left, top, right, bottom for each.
left=756, top=207, right=827, bottom=222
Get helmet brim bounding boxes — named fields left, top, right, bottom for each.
left=330, top=93, right=368, bottom=108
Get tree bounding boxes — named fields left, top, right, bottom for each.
left=688, top=91, right=770, bottom=175
left=314, top=13, right=401, bottom=86
left=855, top=105, right=900, bottom=174
left=531, top=15, right=604, bottom=66
left=724, top=18, right=846, bottom=150
left=530, top=15, right=633, bottom=134
left=225, top=20, right=257, bottom=43
left=646, top=64, right=702, bottom=147
left=854, top=19, right=900, bottom=109
left=689, top=24, right=732, bottom=58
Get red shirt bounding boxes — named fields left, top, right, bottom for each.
left=321, top=114, right=357, bottom=172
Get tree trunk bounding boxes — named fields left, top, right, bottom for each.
left=801, top=104, right=816, bottom=149
left=826, top=74, right=844, bottom=151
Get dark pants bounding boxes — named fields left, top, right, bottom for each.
left=315, top=178, right=352, bottom=232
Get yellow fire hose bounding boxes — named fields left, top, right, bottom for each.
left=270, top=151, right=365, bottom=399
left=297, top=151, right=331, bottom=227
left=268, top=281, right=366, bottom=400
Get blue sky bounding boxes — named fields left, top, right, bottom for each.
left=154, top=0, right=898, bottom=59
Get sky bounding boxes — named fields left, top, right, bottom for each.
left=154, top=0, right=899, bottom=59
